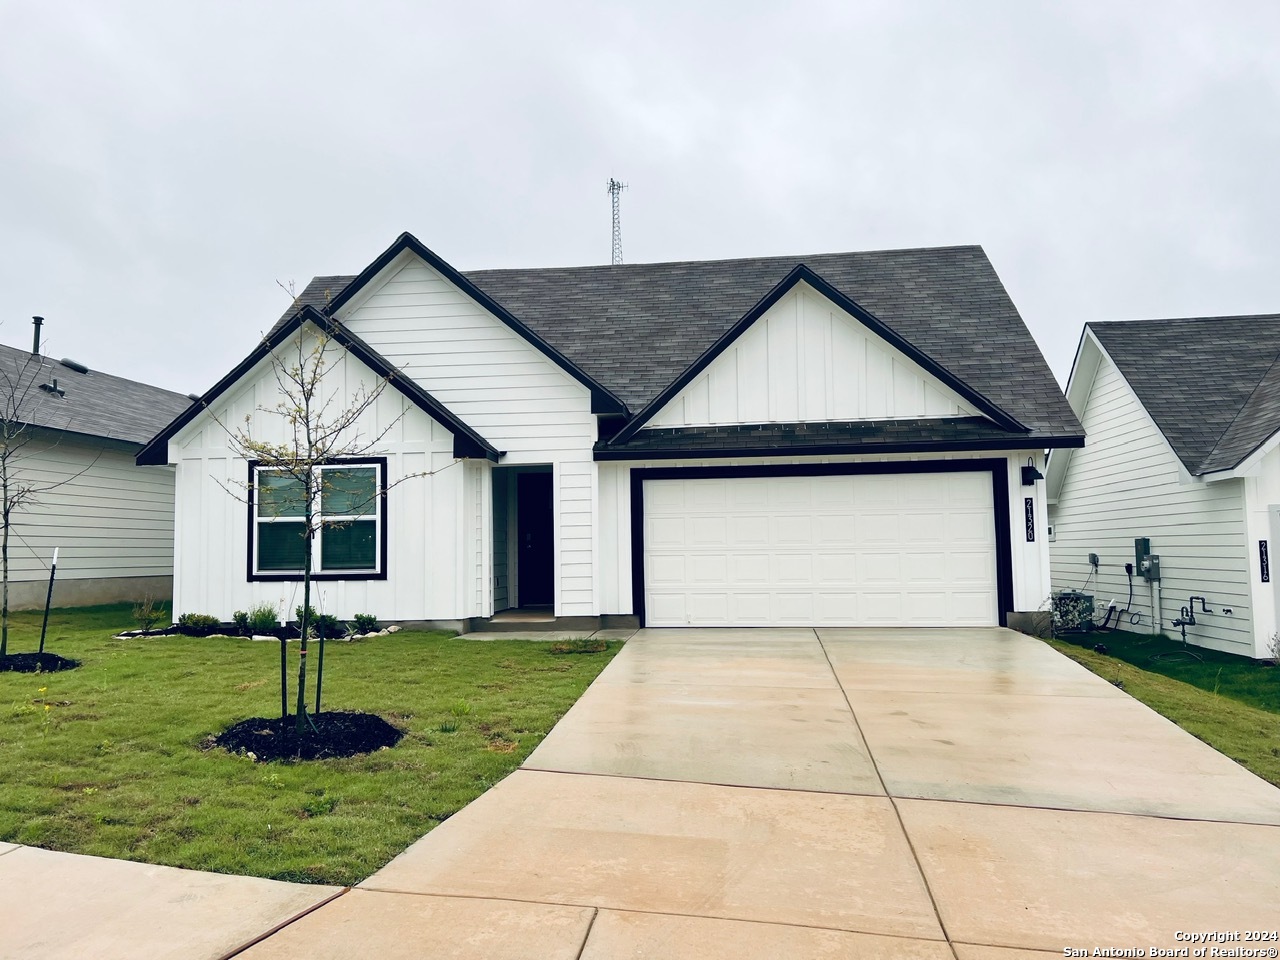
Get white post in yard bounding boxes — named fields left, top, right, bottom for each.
left=38, top=547, right=58, bottom=654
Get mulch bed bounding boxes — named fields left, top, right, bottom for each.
left=0, top=653, right=81, bottom=673
left=210, top=711, right=404, bottom=761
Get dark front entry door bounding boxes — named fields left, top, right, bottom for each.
left=517, top=472, right=554, bottom=606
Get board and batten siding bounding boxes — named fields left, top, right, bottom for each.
left=597, top=450, right=1048, bottom=617
left=168, top=330, right=487, bottom=622
left=646, top=282, right=980, bottom=429
left=9, top=433, right=174, bottom=590
left=1049, top=353, right=1253, bottom=655
left=336, top=253, right=597, bottom=615
left=1238, top=445, right=1280, bottom=659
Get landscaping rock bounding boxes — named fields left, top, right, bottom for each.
left=386, top=625, right=401, bottom=633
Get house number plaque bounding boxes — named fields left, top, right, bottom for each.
left=1261, top=540, right=1270, bottom=583
left=1024, top=498, right=1035, bottom=542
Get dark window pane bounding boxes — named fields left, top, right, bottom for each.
left=258, top=472, right=306, bottom=518
left=258, top=521, right=307, bottom=570
left=321, top=468, right=377, bottom=517
left=321, top=520, right=376, bottom=570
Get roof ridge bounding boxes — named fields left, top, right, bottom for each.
left=1091, top=313, right=1280, bottom=327
left=1199, top=346, right=1280, bottom=472
left=461, top=243, right=986, bottom=275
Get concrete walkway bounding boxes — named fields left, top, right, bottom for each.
left=6, top=628, right=1280, bottom=958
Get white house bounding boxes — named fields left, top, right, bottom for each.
left=1047, top=316, right=1280, bottom=659
left=139, top=233, right=1083, bottom=631
left=0, top=330, right=192, bottom=608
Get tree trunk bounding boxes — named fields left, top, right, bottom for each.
left=1, top=499, right=9, bottom=661
left=295, top=505, right=313, bottom=736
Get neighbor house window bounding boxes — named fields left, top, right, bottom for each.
left=250, top=460, right=386, bottom=579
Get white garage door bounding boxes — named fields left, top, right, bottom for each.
left=643, top=472, right=999, bottom=627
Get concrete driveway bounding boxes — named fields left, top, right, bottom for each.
left=242, top=627, right=1280, bottom=958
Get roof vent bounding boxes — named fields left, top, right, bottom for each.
left=187, top=393, right=201, bottom=401
left=40, top=378, right=65, bottom=398
left=59, top=358, right=89, bottom=374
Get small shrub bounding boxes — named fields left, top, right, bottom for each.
left=248, top=604, right=280, bottom=633
left=1269, top=632, right=1280, bottom=665
left=1050, top=591, right=1094, bottom=634
left=294, top=606, right=344, bottom=639
left=352, top=613, right=379, bottom=634
left=176, top=613, right=222, bottom=637
left=232, top=611, right=250, bottom=636
left=132, top=596, right=163, bottom=634
left=549, top=636, right=608, bottom=655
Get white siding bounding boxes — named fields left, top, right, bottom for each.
left=169, top=328, right=478, bottom=622
left=1049, top=352, right=1253, bottom=655
left=337, top=253, right=596, bottom=615
left=8, top=434, right=174, bottom=584
left=646, top=283, right=981, bottom=429
left=597, top=450, right=1047, bottom=618
left=1240, top=445, right=1280, bottom=658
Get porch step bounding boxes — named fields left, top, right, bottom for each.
left=471, top=613, right=639, bottom=633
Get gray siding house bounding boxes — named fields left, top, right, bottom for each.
left=1047, top=316, right=1280, bottom=659
left=0, top=335, right=192, bottom=608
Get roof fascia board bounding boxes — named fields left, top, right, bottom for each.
left=1088, top=328, right=1197, bottom=483
left=1045, top=328, right=1101, bottom=501
left=326, top=232, right=628, bottom=416
left=595, top=434, right=1082, bottom=462
left=136, top=306, right=497, bottom=466
left=611, top=265, right=1028, bottom=445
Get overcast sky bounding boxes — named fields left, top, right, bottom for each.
left=2, top=0, right=1279, bottom=396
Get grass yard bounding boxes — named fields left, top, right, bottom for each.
left=1056, top=628, right=1280, bottom=713
left=0, top=604, right=620, bottom=885
left=1048, top=638, right=1280, bottom=788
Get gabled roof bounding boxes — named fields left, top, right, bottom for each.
left=0, top=341, right=192, bottom=447
left=1089, top=315, right=1280, bottom=475
left=268, top=234, right=628, bottom=416
left=137, top=306, right=497, bottom=466
left=278, top=239, right=1082, bottom=448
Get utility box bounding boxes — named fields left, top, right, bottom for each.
left=1135, top=537, right=1151, bottom=568
left=1142, top=555, right=1161, bottom=582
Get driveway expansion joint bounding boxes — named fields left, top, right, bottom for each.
left=814, top=628, right=961, bottom=958
left=217, top=887, right=350, bottom=960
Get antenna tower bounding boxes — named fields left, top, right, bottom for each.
left=607, top=178, right=627, bottom=265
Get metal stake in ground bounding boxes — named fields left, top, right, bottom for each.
left=38, top=547, right=57, bottom=654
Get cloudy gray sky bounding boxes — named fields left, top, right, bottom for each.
left=2, top=0, right=1279, bottom=396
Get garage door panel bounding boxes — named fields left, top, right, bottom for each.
left=729, top=553, right=771, bottom=583
left=644, top=473, right=999, bottom=627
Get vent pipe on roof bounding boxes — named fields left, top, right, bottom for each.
left=32, top=316, right=43, bottom=356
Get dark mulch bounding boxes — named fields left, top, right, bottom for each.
left=0, top=652, right=81, bottom=673
left=210, top=711, right=403, bottom=761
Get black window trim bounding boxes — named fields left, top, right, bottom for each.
left=246, top=456, right=390, bottom=582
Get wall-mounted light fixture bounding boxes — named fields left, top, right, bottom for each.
left=1021, top=456, right=1044, bottom=486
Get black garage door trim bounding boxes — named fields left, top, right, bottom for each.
left=629, top=459, right=1014, bottom=628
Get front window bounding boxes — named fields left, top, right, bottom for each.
left=252, top=461, right=384, bottom=578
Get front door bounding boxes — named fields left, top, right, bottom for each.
left=517, top=472, right=554, bottom=607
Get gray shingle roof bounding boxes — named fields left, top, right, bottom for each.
left=1089, top=316, right=1280, bottom=474
left=0, top=342, right=193, bottom=446
left=275, top=244, right=1084, bottom=446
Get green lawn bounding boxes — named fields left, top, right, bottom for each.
left=1055, top=628, right=1280, bottom=713
left=0, top=604, right=619, bottom=885
left=1048, top=638, right=1280, bottom=787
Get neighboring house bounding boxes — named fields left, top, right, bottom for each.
left=1047, top=317, right=1280, bottom=659
left=0, top=332, right=193, bottom=609
left=139, top=232, right=1083, bottom=631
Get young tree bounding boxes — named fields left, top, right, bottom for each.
left=0, top=339, right=100, bottom=659
left=215, top=316, right=424, bottom=734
